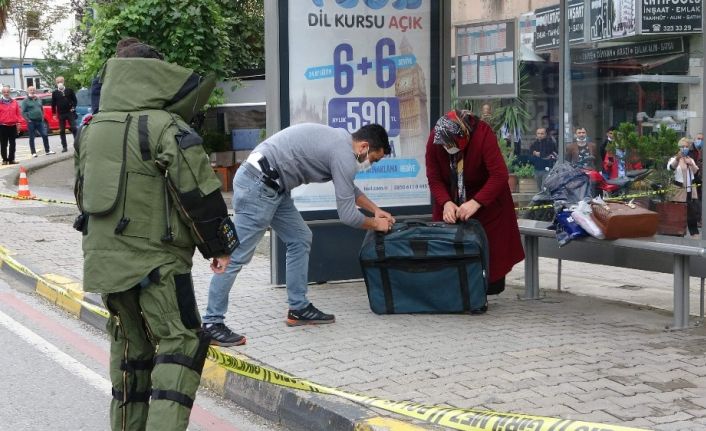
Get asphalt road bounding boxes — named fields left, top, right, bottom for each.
left=0, top=273, right=286, bottom=431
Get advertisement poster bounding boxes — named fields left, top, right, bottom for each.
left=611, top=0, right=636, bottom=37
left=591, top=0, right=636, bottom=41
left=590, top=0, right=612, bottom=40
left=518, top=12, right=536, bottom=54
left=455, top=19, right=516, bottom=99
left=641, top=0, right=702, bottom=34
left=288, top=0, right=431, bottom=211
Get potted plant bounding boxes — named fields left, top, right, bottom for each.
left=606, top=122, right=644, bottom=165
left=513, top=162, right=537, bottom=193
left=202, top=131, right=234, bottom=167
left=634, top=124, right=683, bottom=235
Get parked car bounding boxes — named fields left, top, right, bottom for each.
left=15, top=93, right=60, bottom=135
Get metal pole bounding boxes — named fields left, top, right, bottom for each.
left=523, top=236, right=541, bottom=300
left=702, top=3, right=705, bottom=234
left=265, top=0, right=282, bottom=285
left=557, top=258, right=562, bottom=292
left=558, top=0, right=571, bottom=162
left=671, top=255, right=690, bottom=330
left=699, top=277, right=704, bottom=323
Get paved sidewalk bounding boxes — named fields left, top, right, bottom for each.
left=2, top=160, right=706, bottom=430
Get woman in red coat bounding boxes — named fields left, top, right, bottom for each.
left=425, top=110, right=524, bottom=295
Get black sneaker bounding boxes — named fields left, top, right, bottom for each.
left=61, top=148, right=68, bottom=153
left=286, top=303, right=335, bottom=327
left=202, top=323, right=246, bottom=347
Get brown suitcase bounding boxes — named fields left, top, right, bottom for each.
left=590, top=201, right=659, bottom=239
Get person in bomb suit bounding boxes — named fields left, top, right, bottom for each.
left=74, top=41, right=238, bottom=431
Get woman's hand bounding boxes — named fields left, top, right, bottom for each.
left=456, top=199, right=482, bottom=222
left=442, top=201, right=459, bottom=224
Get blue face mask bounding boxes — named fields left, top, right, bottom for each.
left=681, top=147, right=690, bottom=156
left=696, top=139, right=703, bottom=149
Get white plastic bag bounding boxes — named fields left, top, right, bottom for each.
left=571, top=206, right=605, bottom=239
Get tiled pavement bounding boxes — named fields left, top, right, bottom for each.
left=2, top=155, right=706, bottom=430
left=0, top=135, right=66, bottom=170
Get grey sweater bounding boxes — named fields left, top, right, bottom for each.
left=256, top=123, right=365, bottom=227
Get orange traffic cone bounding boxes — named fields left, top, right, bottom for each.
left=15, top=166, right=34, bottom=200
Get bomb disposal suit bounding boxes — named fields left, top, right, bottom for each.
left=74, top=57, right=237, bottom=431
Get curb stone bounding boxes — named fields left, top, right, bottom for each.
left=0, top=247, right=445, bottom=431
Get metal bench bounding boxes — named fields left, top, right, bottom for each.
left=518, top=218, right=706, bottom=330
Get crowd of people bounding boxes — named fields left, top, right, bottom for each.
left=522, top=121, right=702, bottom=239
left=0, top=78, right=78, bottom=163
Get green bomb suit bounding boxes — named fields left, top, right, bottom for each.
left=74, top=58, right=237, bottom=431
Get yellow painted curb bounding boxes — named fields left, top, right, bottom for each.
left=201, top=356, right=228, bottom=396
left=36, top=278, right=59, bottom=302
left=355, top=417, right=430, bottom=430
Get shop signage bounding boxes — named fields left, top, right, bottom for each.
left=571, top=36, right=684, bottom=63
left=535, top=4, right=560, bottom=50
left=641, top=0, right=702, bottom=34
left=568, top=0, right=586, bottom=43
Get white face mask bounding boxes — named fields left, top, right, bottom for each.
left=356, top=148, right=371, bottom=172
left=445, top=146, right=461, bottom=155
left=57, top=83, right=65, bottom=91
left=357, top=159, right=372, bottom=172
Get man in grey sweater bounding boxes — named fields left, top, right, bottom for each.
left=202, top=123, right=395, bottom=345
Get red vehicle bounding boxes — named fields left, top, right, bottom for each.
left=15, top=93, right=60, bottom=135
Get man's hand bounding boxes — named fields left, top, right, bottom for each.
left=373, top=216, right=393, bottom=232
left=210, top=256, right=230, bottom=273
left=456, top=199, right=481, bottom=222
left=374, top=208, right=396, bottom=224
left=443, top=201, right=459, bottom=224
left=532, top=150, right=540, bottom=157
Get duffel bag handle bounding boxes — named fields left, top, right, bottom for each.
left=401, top=219, right=428, bottom=227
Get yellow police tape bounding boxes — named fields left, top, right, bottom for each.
left=207, top=349, right=650, bottom=431
left=513, top=184, right=703, bottom=213
left=0, top=245, right=110, bottom=319
left=0, top=242, right=650, bottom=430
left=0, top=192, right=76, bottom=206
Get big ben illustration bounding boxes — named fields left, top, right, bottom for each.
left=395, top=37, right=429, bottom=157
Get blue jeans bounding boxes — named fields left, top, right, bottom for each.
left=202, top=162, right=313, bottom=324
left=27, top=120, right=50, bottom=154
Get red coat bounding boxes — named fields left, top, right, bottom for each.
left=425, top=119, right=524, bottom=282
left=0, top=99, right=21, bottom=126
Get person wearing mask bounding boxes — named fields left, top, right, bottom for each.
left=0, top=85, right=21, bottom=165
left=202, top=123, right=395, bottom=346
left=528, top=127, right=557, bottom=189
left=426, top=109, right=524, bottom=297
left=565, top=127, right=599, bottom=170
left=668, top=137, right=700, bottom=239
left=51, top=76, right=77, bottom=152
left=21, top=86, right=55, bottom=157
left=690, top=133, right=703, bottom=227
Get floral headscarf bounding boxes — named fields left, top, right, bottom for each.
left=432, top=109, right=475, bottom=151
left=433, top=110, right=477, bottom=205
